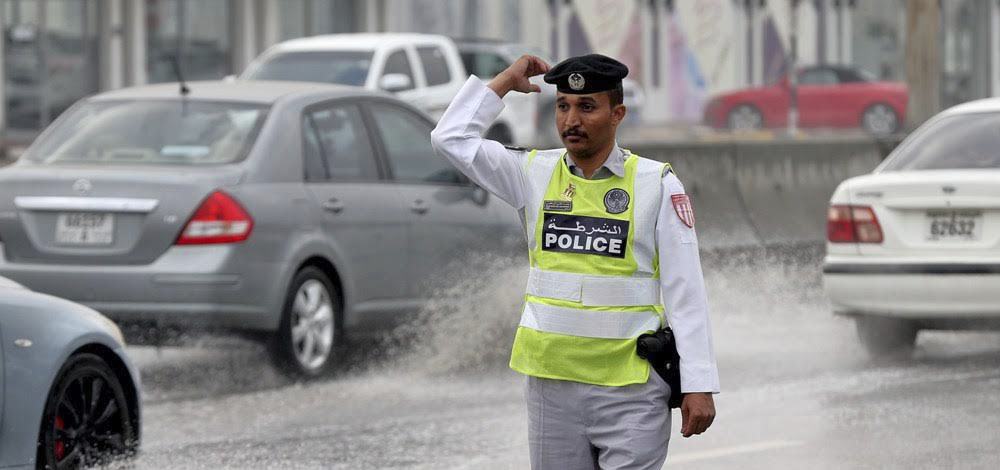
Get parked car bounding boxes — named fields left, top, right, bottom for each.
left=703, top=65, right=908, bottom=136
left=456, top=38, right=645, bottom=146
left=0, top=80, right=522, bottom=376
left=822, top=98, right=1000, bottom=357
left=0, top=275, right=140, bottom=470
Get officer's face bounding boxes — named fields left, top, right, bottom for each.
left=555, top=92, right=627, bottom=158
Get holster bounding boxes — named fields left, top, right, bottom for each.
left=636, top=327, right=683, bottom=409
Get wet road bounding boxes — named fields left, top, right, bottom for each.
left=113, top=249, right=1000, bottom=469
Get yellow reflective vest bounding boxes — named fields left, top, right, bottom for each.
left=509, top=149, right=671, bottom=386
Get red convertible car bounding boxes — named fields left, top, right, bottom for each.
left=703, top=65, right=908, bottom=136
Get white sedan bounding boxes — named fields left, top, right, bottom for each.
left=823, top=98, right=1000, bottom=356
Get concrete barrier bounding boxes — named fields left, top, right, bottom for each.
left=630, top=136, right=901, bottom=249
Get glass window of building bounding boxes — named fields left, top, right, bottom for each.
left=279, top=0, right=359, bottom=40
left=3, top=0, right=100, bottom=131
left=146, top=0, right=231, bottom=84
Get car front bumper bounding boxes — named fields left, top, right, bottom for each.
left=823, top=258, right=1000, bottom=319
left=0, top=243, right=284, bottom=331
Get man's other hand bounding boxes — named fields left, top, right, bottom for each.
left=680, top=392, right=716, bottom=438
left=488, top=55, right=551, bottom=98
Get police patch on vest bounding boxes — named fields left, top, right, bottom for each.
left=603, top=188, right=630, bottom=214
left=542, top=213, right=629, bottom=258
left=543, top=200, right=573, bottom=212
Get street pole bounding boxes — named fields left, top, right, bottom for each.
left=905, top=0, right=941, bottom=129
left=788, top=0, right=799, bottom=135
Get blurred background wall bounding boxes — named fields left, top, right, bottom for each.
left=0, top=0, right=997, bottom=135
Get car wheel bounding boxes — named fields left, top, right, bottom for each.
left=272, top=266, right=340, bottom=377
left=485, top=124, right=513, bottom=145
left=860, top=103, right=899, bottom=136
left=727, top=104, right=764, bottom=131
left=38, top=353, right=137, bottom=470
left=855, top=315, right=918, bottom=358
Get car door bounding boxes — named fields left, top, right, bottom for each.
left=377, top=48, right=424, bottom=110
left=796, top=67, right=841, bottom=127
left=363, top=100, right=515, bottom=299
left=412, top=44, right=460, bottom=121
left=300, top=101, right=415, bottom=325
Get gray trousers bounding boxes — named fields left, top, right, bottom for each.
left=525, top=373, right=672, bottom=470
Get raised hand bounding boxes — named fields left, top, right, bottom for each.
left=488, top=55, right=551, bottom=98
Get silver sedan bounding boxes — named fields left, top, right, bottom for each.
left=0, top=275, right=141, bottom=470
left=0, top=81, right=522, bottom=376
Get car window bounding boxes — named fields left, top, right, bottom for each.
left=304, top=104, right=378, bottom=181
left=302, top=115, right=328, bottom=181
left=880, top=113, right=1000, bottom=171
left=245, top=50, right=373, bottom=86
left=368, top=102, right=462, bottom=184
left=382, top=49, right=415, bottom=91
left=24, top=100, right=268, bottom=166
left=417, top=46, right=451, bottom=86
left=459, top=51, right=509, bottom=78
left=798, top=69, right=839, bottom=86
left=834, top=68, right=868, bottom=83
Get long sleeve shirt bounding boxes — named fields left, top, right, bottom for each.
left=430, top=76, right=720, bottom=393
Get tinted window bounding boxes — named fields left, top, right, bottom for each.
left=246, top=50, right=374, bottom=86
left=382, top=50, right=415, bottom=91
left=417, top=46, right=452, bottom=86
left=459, top=51, right=508, bottom=78
left=881, top=113, right=1000, bottom=171
left=368, top=102, right=462, bottom=184
left=25, top=100, right=267, bottom=166
left=302, top=116, right=328, bottom=181
left=305, top=104, right=378, bottom=180
left=834, top=68, right=869, bottom=83
left=798, top=69, right=839, bottom=86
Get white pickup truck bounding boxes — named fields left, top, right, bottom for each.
left=240, top=33, right=533, bottom=146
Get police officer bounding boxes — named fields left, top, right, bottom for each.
left=431, top=54, right=719, bottom=470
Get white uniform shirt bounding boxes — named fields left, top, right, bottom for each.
left=430, top=76, right=720, bottom=393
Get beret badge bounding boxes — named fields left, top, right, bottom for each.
left=568, top=73, right=585, bottom=91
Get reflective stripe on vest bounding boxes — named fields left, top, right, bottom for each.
left=526, top=267, right=660, bottom=306
left=519, top=302, right=661, bottom=340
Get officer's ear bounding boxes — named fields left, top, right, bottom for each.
left=612, top=104, right=627, bottom=127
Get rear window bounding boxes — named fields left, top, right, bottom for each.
left=24, top=100, right=269, bottom=166
left=881, top=113, right=1000, bottom=171
left=246, top=50, right=374, bottom=86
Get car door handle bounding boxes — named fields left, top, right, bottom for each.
left=410, top=199, right=429, bottom=214
left=323, top=198, right=345, bottom=213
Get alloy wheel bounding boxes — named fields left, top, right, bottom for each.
left=290, top=279, right=336, bottom=372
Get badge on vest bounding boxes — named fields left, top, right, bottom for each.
left=542, top=213, right=629, bottom=258
left=604, top=188, right=629, bottom=214
left=543, top=200, right=573, bottom=212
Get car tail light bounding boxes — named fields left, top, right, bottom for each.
left=175, top=191, right=254, bottom=245
left=827, top=205, right=883, bottom=243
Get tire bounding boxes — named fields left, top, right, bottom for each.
left=38, top=353, right=137, bottom=470
left=485, top=124, right=513, bottom=145
left=271, top=266, right=341, bottom=377
left=855, top=315, right=918, bottom=358
left=727, top=104, right=765, bottom=131
left=860, top=103, right=899, bottom=136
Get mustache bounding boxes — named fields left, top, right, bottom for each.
left=562, top=128, right=588, bottom=138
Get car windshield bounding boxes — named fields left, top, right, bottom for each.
left=881, top=112, right=1000, bottom=171
left=23, top=99, right=269, bottom=166
left=245, top=50, right=374, bottom=86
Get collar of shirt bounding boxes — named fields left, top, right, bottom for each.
left=565, top=143, right=627, bottom=180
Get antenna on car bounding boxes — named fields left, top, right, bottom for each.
left=170, top=54, right=191, bottom=96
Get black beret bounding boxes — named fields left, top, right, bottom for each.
left=543, top=54, right=629, bottom=95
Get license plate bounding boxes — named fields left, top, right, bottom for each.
left=926, top=210, right=982, bottom=241
left=56, top=212, right=114, bottom=245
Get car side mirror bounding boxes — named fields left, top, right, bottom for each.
left=379, top=73, right=413, bottom=92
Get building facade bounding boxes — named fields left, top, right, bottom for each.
left=1, top=0, right=998, bottom=133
